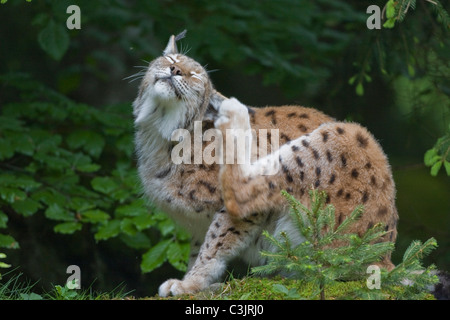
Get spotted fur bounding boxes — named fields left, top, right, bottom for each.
left=133, top=33, right=398, bottom=297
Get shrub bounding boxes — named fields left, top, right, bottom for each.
left=0, top=73, right=190, bottom=275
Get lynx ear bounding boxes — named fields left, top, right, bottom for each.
left=209, top=90, right=227, bottom=111
left=204, top=90, right=228, bottom=122
left=163, top=29, right=187, bottom=55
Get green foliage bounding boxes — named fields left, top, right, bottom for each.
left=52, top=283, right=78, bottom=300
left=383, top=0, right=398, bottom=29
left=376, top=0, right=450, bottom=176
left=1, top=0, right=33, bottom=3
left=424, top=130, right=450, bottom=176
left=0, top=73, right=190, bottom=274
left=37, top=19, right=70, bottom=61
left=0, top=270, right=130, bottom=300
left=253, top=190, right=439, bottom=300
left=0, top=271, right=41, bottom=300
left=253, top=189, right=393, bottom=299
left=381, top=238, right=438, bottom=299
left=0, top=252, right=11, bottom=280
left=382, top=0, right=450, bottom=30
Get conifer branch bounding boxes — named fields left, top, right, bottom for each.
left=253, top=189, right=439, bottom=300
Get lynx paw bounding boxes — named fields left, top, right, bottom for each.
left=158, top=278, right=203, bottom=297
left=214, top=98, right=250, bottom=132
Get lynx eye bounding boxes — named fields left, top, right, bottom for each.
left=164, top=56, right=175, bottom=64
left=189, top=71, right=203, bottom=83
left=164, top=54, right=180, bottom=64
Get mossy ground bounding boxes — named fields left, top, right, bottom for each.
left=143, top=276, right=436, bottom=300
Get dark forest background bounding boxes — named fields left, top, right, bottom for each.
left=0, top=0, right=449, bottom=297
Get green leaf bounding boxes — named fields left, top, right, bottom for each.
left=94, top=220, right=121, bottom=241
left=0, top=187, right=27, bottom=203
left=81, top=209, right=110, bottom=223
left=120, top=232, right=151, bottom=249
left=116, top=135, right=134, bottom=157
left=6, top=131, right=34, bottom=156
left=408, top=64, right=415, bottom=77
left=141, top=240, right=171, bottom=273
left=20, top=293, right=43, bottom=300
left=0, top=234, right=19, bottom=249
left=131, top=214, right=155, bottom=231
left=430, top=161, right=442, bottom=176
left=45, top=203, right=74, bottom=221
left=54, top=222, right=82, bottom=234
left=31, top=189, right=65, bottom=207
left=167, top=242, right=189, bottom=272
left=120, top=218, right=138, bottom=235
left=272, top=283, right=289, bottom=295
left=115, top=199, right=149, bottom=218
left=355, top=82, right=364, bottom=96
left=386, top=0, right=396, bottom=19
left=67, top=130, right=105, bottom=158
left=444, top=161, right=450, bottom=176
left=0, top=212, right=8, bottom=229
left=76, top=163, right=101, bottom=173
left=348, top=75, right=357, bottom=85
left=0, top=139, right=14, bottom=160
left=158, top=218, right=175, bottom=237
left=91, top=176, right=118, bottom=194
left=37, top=20, right=69, bottom=61
left=424, top=148, right=439, bottom=166
left=11, top=198, right=41, bottom=216
left=383, top=18, right=396, bottom=29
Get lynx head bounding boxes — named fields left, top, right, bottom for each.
left=133, top=30, right=223, bottom=139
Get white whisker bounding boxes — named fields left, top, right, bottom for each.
left=123, top=71, right=147, bottom=83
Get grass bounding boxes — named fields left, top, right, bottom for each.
left=1, top=270, right=436, bottom=300
left=0, top=268, right=132, bottom=300
left=141, top=275, right=436, bottom=300
left=0, top=269, right=41, bottom=300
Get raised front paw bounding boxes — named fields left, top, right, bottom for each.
left=214, top=98, right=251, bottom=132
left=158, top=278, right=203, bottom=297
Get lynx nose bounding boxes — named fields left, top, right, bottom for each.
left=170, top=65, right=183, bottom=76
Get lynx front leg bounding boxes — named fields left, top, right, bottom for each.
left=187, top=238, right=202, bottom=271
left=158, top=210, right=263, bottom=297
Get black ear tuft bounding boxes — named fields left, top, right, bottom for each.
left=163, top=30, right=187, bottom=56
left=175, top=29, right=187, bottom=42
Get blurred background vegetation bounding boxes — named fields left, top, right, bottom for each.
left=0, top=0, right=448, bottom=297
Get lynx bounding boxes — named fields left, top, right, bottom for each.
left=132, top=31, right=398, bottom=297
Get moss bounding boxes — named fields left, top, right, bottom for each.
left=144, top=276, right=436, bottom=300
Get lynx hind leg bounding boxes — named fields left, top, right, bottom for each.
left=214, top=97, right=257, bottom=218
left=158, top=209, right=263, bottom=297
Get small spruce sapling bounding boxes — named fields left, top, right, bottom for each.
left=253, top=189, right=438, bottom=300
